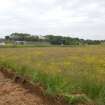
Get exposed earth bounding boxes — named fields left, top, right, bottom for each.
left=0, top=71, right=66, bottom=105
left=0, top=70, right=94, bottom=105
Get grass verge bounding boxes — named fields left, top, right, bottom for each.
left=0, top=59, right=96, bottom=105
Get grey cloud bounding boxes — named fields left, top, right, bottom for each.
left=0, top=0, right=105, bottom=40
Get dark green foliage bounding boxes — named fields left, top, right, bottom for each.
left=98, top=87, right=105, bottom=105
left=5, top=33, right=40, bottom=41
left=5, top=33, right=103, bottom=46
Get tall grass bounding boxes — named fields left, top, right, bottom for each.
left=0, top=46, right=105, bottom=104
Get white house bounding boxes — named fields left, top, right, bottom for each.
left=0, top=39, right=5, bottom=46
left=0, top=42, right=5, bottom=46
left=15, top=41, right=26, bottom=45
left=39, top=35, right=46, bottom=40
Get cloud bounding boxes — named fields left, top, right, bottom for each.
left=0, top=0, right=105, bottom=39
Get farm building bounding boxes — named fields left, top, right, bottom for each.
left=14, top=40, right=50, bottom=46
left=0, top=39, right=5, bottom=46
left=14, top=41, right=26, bottom=45
left=39, top=35, right=46, bottom=40
left=0, top=42, right=5, bottom=46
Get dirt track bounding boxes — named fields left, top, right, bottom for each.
left=0, top=71, right=66, bottom=105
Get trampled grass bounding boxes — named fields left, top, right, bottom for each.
left=0, top=45, right=105, bottom=104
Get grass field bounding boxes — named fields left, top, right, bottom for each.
left=0, top=45, right=105, bottom=104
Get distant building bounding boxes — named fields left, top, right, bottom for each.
left=0, top=39, right=5, bottom=46
left=0, top=42, right=5, bottom=46
left=39, top=35, right=46, bottom=40
left=15, top=41, right=26, bottom=45
left=13, top=40, right=50, bottom=46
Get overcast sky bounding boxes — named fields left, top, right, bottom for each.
left=0, top=0, right=105, bottom=39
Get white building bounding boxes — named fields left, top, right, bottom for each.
left=15, top=41, right=26, bottom=45
left=39, top=35, right=46, bottom=40
left=0, top=42, right=5, bottom=46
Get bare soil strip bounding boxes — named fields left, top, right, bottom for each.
left=0, top=71, right=67, bottom=105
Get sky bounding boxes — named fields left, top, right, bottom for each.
left=0, top=0, right=105, bottom=40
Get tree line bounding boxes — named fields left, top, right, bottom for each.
left=5, top=33, right=103, bottom=45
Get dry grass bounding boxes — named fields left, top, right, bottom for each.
left=0, top=45, right=105, bottom=104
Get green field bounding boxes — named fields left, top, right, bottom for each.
left=0, top=45, right=105, bottom=104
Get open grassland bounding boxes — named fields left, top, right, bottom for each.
left=0, top=45, right=105, bottom=104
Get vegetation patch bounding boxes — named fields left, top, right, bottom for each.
left=0, top=46, right=105, bottom=104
